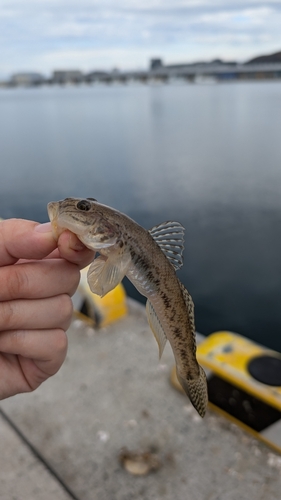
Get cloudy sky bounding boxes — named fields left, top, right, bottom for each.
left=1, top=0, right=281, bottom=77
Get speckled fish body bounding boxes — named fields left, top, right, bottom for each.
left=47, top=198, right=208, bottom=417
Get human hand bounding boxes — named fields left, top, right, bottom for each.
left=0, top=219, right=95, bottom=400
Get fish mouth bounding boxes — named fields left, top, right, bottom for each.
left=47, top=201, right=64, bottom=240
left=47, top=200, right=88, bottom=241
left=47, top=201, right=59, bottom=222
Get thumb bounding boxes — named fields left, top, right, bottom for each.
left=0, top=219, right=57, bottom=266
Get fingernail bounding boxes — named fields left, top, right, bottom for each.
left=72, top=240, right=86, bottom=251
left=35, top=222, right=52, bottom=233
left=67, top=232, right=85, bottom=251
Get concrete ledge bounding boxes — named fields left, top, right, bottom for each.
left=0, top=412, right=72, bottom=500
left=1, top=299, right=281, bottom=500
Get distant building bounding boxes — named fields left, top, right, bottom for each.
left=52, top=70, right=84, bottom=84
left=150, top=59, right=163, bottom=70
left=0, top=80, right=9, bottom=88
left=10, top=72, right=45, bottom=86
left=164, top=60, right=237, bottom=71
left=146, top=56, right=281, bottom=81
left=85, top=71, right=110, bottom=83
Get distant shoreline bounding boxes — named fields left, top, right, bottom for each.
left=1, top=50, right=281, bottom=88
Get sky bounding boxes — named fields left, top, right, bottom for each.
left=0, top=0, right=281, bottom=78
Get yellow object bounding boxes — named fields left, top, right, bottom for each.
left=197, top=331, right=281, bottom=410
left=72, top=265, right=128, bottom=327
left=171, top=331, right=281, bottom=454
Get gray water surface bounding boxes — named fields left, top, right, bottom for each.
left=0, top=82, right=281, bottom=349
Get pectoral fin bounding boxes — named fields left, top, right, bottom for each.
left=87, top=254, right=130, bottom=297
left=146, top=300, right=167, bottom=359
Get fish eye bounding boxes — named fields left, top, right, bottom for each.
left=77, top=199, right=91, bottom=211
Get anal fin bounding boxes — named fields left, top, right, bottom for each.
left=146, top=300, right=167, bottom=359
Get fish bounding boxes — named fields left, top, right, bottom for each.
left=47, top=197, right=208, bottom=417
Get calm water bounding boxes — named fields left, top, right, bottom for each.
left=0, top=82, right=281, bottom=350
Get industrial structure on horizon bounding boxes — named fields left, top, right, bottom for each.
left=1, top=50, right=281, bottom=87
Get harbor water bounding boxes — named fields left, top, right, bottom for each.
left=0, top=81, right=281, bottom=350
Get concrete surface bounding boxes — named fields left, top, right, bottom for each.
left=1, top=299, right=281, bottom=500
left=0, top=413, right=72, bottom=500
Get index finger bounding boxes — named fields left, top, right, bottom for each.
left=56, top=230, right=95, bottom=269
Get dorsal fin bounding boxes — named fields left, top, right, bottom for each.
left=149, top=221, right=185, bottom=270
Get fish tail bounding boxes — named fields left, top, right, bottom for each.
left=177, top=365, right=208, bottom=418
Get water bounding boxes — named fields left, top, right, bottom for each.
left=0, top=82, right=281, bottom=350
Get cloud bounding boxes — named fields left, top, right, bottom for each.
left=0, top=1, right=281, bottom=75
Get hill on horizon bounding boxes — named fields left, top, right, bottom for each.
left=246, top=50, right=281, bottom=64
